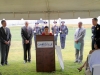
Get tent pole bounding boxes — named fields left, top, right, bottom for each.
left=48, top=12, right=50, bottom=32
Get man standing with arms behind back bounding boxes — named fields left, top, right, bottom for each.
left=74, top=22, right=86, bottom=63
left=21, top=21, right=33, bottom=63
left=0, top=20, right=11, bottom=66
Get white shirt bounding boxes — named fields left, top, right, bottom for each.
left=89, top=50, right=100, bottom=72
left=3, top=27, right=6, bottom=33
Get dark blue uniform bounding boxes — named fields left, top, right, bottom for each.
left=91, top=26, right=95, bottom=50
left=92, top=24, right=100, bottom=50
left=41, top=21, right=47, bottom=33
left=33, top=23, right=42, bottom=41
left=59, top=24, right=68, bottom=49
left=51, top=25, right=59, bottom=45
left=41, top=26, right=45, bottom=33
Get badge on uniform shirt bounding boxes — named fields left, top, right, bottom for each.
left=97, top=28, right=99, bottom=30
left=95, top=38, right=96, bottom=40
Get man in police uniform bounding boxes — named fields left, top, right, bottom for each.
left=59, top=21, right=68, bottom=49
left=92, top=18, right=100, bottom=50
left=33, top=22, right=41, bottom=42
left=91, top=25, right=95, bottom=50
left=51, top=21, right=59, bottom=45
left=41, top=21, right=48, bottom=34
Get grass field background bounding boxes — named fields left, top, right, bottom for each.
left=0, top=25, right=92, bottom=75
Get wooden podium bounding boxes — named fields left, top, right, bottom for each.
left=36, top=35, right=55, bottom=72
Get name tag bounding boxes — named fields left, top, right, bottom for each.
left=37, top=41, right=53, bottom=48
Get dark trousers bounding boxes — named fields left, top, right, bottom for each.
left=23, top=43, right=31, bottom=61
left=60, top=36, right=66, bottom=49
left=92, top=38, right=95, bottom=50
left=1, top=43, right=10, bottom=65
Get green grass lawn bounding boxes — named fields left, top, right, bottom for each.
left=0, top=26, right=92, bottom=75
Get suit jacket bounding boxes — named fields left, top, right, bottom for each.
left=93, top=24, right=100, bottom=41
left=21, top=26, right=33, bottom=44
left=74, top=27, right=86, bottom=42
left=0, top=27, right=11, bottom=45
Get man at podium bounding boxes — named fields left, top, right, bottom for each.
left=42, top=26, right=52, bottom=35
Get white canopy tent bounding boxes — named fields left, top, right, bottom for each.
left=0, top=0, right=100, bottom=20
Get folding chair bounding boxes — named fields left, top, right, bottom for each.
left=92, top=64, right=100, bottom=75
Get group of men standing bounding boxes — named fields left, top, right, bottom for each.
left=74, top=18, right=100, bottom=64
left=21, top=20, right=68, bottom=63
left=0, top=20, right=68, bottom=65
left=0, top=18, right=99, bottom=66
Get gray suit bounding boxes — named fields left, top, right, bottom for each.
left=0, top=27, right=11, bottom=65
left=74, top=28, right=86, bottom=62
left=21, top=26, right=33, bottom=62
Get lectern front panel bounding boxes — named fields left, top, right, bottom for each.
left=36, top=35, right=55, bottom=72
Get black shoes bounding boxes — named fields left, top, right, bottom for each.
left=1, top=63, right=8, bottom=66
left=5, top=62, right=8, bottom=65
left=74, top=61, right=82, bottom=63
left=24, top=60, right=31, bottom=63
left=74, top=61, right=78, bottom=63
left=1, top=64, right=4, bottom=66
left=28, top=60, right=31, bottom=63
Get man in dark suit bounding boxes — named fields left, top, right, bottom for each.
left=21, top=21, right=33, bottom=63
left=92, top=18, right=100, bottom=50
left=0, top=20, right=11, bottom=65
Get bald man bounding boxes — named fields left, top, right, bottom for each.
left=21, top=22, right=33, bottom=63
left=74, top=22, right=86, bottom=63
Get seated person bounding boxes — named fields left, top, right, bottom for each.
left=85, top=40, right=100, bottom=75
left=77, top=50, right=95, bottom=72
left=42, top=26, right=52, bottom=35
left=77, top=42, right=98, bottom=72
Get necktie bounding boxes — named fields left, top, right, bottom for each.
left=78, top=28, right=81, bottom=36
left=4, top=28, right=6, bottom=33
left=26, top=27, right=28, bottom=35
left=26, top=28, right=27, bottom=32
